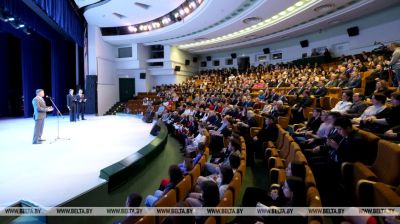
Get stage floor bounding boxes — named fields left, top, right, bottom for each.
left=0, top=114, right=155, bottom=207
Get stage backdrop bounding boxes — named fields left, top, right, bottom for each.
left=0, top=0, right=83, bottom=117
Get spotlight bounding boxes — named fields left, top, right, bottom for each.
left=179, top=8, right=185, bottom=16
left=152, top=22, right=160, bottom=28
left=184, top=7, right=190, bottom=14
left=162, top=17, right=171, bottom=25
left=147, top=25, right=152, bottom=30
left=174, top=12, right=180, bottom=18
left=189, top=1, right=197, bottom=9
left=7, top=16, right=14, bottom=21
left=197, top=0, right=203, bottom=4
left=18, top=23, right=25, bottom=28
left=128, top=25, right=137, bottom=32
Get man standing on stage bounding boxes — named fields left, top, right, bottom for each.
left=76, top=89, right=87, bottom=120
left=32, top=89, right=53, bottom=144
left=67, top=89, right=77, bottom=122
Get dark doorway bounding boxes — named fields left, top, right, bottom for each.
left=119, top=78, right=135, bottom=102
left=238, top=57, right=250, bottom=73
left=0, top=33, right=23, bottom=117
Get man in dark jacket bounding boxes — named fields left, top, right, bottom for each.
left=342, top=93, right=368, bottom=118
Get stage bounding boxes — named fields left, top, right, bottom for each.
left=0, top=114, right=155, bottom=208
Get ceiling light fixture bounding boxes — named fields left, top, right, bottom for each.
left=184, top=7, right=190, bottom=14
left=179, top=0, right=321, bottom=49
left=128, top=25, right=137, bottom=32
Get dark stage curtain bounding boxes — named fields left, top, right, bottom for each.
left=32, top=0, right=84, bottom=46
left=0, top=0, right=79, bottom=117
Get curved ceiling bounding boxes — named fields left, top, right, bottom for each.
left=79, top=0, right=400, bottom=53
left=83, top=0, right=185, bottom=27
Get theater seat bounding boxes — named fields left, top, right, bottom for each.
left=294, top=151, right=308, bottom=165
left=154, top=189, right=177, bottom=224
left=189, top=164, right=201, bottom=188
left=307, top=186, right=323, bottom=224
left=204, top=147, right=210, bottom=160
left=305, top=165, right=317, bottom=188
left=198, top=155, right=206, bottom=170
left=277, top=116, right=289, bottom=129
left=175, top=176, right=192, bottom=202
left=133, top=216, right=156, bottom=224
left=204, top=216, right=217, bottom=224
left=342, top=139, right=400, bottom=203
left=268, top=142, right=300, bottom=170
left=217, top=190, right=234, bottom=224
left=228, top=172, right=242, bottom=205
left=237, top=160, right=246, bottom=182
left=358, top=180, right=400, bottom=206
left=356, top=129, right=380, bottom=165
left=154, top=189, right=177, bottom=207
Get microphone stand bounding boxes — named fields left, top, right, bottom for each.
left=47, top=97, right=70, bottom=144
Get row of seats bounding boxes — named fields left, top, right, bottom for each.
left=133, top=130, right=247, bottom=224
left=204, top=137, right=247, bottom=224
left=260, top=125, right=323, bottom=224
left=342, top=139, right=400, bottom=206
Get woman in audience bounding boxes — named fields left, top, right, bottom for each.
left=144, top=165, right=183, bottom=207
left=331, top=91, right=353, bottom=114
left=372, top=80, right=392, bottom=98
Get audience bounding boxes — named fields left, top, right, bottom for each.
left=144, top=165, right=183, bottom=207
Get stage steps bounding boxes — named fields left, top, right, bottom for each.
left=104, top=102, right=126, bottom=115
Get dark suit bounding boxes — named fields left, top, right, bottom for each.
left=67, top=94, right=77, bottom=122
left=314, top=87, right=327, bottom=98
left=342, top=101, right=368, bottom=118
left=32, top=96, right=49, bottom=144
left=76, top=94, right=86, bottom=120
left=344, top=76, right=361, bottom=89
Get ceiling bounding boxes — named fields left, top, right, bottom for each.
left=77, top=0, right=400, bottom=53
left=82, top=0, right=185, bottom=27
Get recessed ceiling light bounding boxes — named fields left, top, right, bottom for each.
left=287, top=6, right=295, bottom=12
left=128, top=25, right=137, bottom=32
left=242, top=17, right=263, bottom=25
left=295, top=1, right=304, bottom=7
left=272, top=15, right=279, bottom=20
left=328, top=20, right=341, bottom=25
left=314, top=4, right=335, bottom=13
left=279, top=11, right=287, bottom=16
left=184, top=7, right=190, bottom=14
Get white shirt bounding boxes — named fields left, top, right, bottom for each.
left=193, top=133, right=206, bottom=146
left=331, top=101, right=352, bottom=113
left=359, top=105, right=386, bottom=120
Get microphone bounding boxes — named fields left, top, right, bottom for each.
left=46, top=95, right=54, bottom=99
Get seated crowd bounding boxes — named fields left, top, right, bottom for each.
left=118, top=49, right=400, bottom=224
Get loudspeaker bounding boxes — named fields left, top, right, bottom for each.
left=206, top=56, right=211, bottom=61
left=263, top=48, right=270, bottom=54
left=185, top=59, right=190, bottom=65
left=85, top=75, right=97, bottom=114
left=231, top=53, right=237, bottom=59
left=347, top=26, right=359, bottom=37
left=174, top=66, right=181, bottom=71
left=300, top=40, right=309, bottom=48
left=140, top=73, right=146, bottom=79
left=193, top=57, right=198, bottom=63
left=150, top=123, right=161, bottom=136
